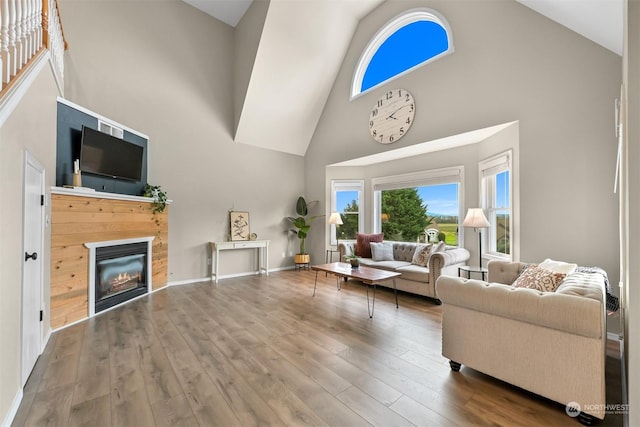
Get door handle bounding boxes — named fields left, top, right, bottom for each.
left=25, top=252, right=38, bottom=261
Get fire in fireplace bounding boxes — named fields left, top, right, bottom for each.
left=95, top=242, right=149, bottom=313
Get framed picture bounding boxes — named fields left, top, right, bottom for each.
left=230, top=211, right=250, bottom=241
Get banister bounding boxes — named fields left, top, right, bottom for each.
left=0, top=0, right=67, bottom=98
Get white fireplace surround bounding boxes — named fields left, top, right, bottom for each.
left=85, top=236, right=154, bottom=317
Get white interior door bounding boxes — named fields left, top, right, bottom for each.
left=22, top=151, right=44, bottom=386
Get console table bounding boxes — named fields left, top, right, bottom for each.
left=209, top=240, right=269, bottom=283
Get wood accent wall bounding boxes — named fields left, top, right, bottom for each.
left=51, top=193, right=168, bottom=329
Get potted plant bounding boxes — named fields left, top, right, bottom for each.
left=344, top=247, right=360, bottom=268
left=143, top=184, right=168, bottom=215
left=287, top=196, right=323, bottom=264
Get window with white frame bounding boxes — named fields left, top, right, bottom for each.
left=331, top=180, right=364, bottom=245
left=351, top=8, right=454, bottom=99
left=372, top=167, right=463, bottom=244
left=480, top=151, right=512, bottom=259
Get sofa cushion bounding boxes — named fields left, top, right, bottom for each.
left=512, top=264, right=566, bottom=292
left=411, top=244, right=433, bottom=266
left=539, top=258, right=578, bottom=275
left=355, top=233, right=383, bottom=258
left=370, top=241, right=394, bottom=261
left=392, top=242, right=418, bottom=262
left=396, top=264, right=430, bottom=283
left=359, top=258, right=410, bottom=271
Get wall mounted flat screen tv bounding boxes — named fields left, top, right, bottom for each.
left=80, top=126, right=144, bottom=182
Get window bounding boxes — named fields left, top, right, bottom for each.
left=331, top=180, right=364, bottom=245
left=480, top=151, right=512, bottom=259
left=372, top=167, right=463, bottom=245
left=351, top=8, right=454, bottom=98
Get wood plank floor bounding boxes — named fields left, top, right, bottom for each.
left=12, top=270, right=624, bottom=426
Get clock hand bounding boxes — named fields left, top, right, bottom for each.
left=386, top=104, right=408, bottom=120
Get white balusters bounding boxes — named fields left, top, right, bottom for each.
left=8, top=0, right=17, bottom=78
left=34, top=0, right=40, bottom=49
left=1, top=0, right=9, bottom=85
left=0, top=0, right=59, bottom=92
left=47, top=0, right=63, bottom=84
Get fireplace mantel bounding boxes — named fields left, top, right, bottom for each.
left=51, top=186, right=156, bottom=203
left=50, top=191, right=169, bottom=330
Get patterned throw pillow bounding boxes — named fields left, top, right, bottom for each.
left=411, top=244, right=433, bottom=266
left=355, top=233, right=383, bottom=258
left=512, top=264, right=566, bottom=292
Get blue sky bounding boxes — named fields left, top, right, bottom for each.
left=417, top=183, right=459, bottom=216
left=362, top=20, right=448, bottom=92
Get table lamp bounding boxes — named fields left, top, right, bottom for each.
left=328, top=212, right=343, bottom=249
left=462, top=208, right=490, bottom=268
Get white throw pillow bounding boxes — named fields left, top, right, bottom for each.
left=539, top=258, right=577, bottom=275
left=370, top=241, right=394, bottom=261
left=432, top=241, right=446, bottom=253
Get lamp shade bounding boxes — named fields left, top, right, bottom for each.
left=328, top=212, right=343, bottom=225
left=462, top=208, right=490, bottom=229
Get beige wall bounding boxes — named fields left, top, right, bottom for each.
left=59, top=0, right=305, bottom=283
left=0, top=61, right=58, bottom=424
left=624, top=1, right=638, bottom=423
left=306, top=0, right=621, bottom=329
left=234, top=0, right=269, bottom=132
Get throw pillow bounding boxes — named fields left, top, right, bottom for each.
left=538, top=258, right=578, bottom=275
left=432, top=241, right=446, bottom=253
left=370, top=241, right=394, bottom=261
left=355, top=233, right=383, bottom=258
left=512, top=264, right=566, bottom=292
left=411, top=244, right=433, bottom=266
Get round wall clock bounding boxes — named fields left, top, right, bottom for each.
left=369, top=89, right=415, bottom=144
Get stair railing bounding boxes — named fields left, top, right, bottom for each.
left=0, top=0, right=67, bottom=98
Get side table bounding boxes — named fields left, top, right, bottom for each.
left=458, top=265, right=488, bottom=281
left=325, top=248, right=341, bottom=263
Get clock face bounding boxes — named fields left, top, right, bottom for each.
left=369, top=89, right=415, bottom=144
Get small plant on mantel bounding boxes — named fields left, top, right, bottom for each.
left=143, top=184, right=168, bottom=224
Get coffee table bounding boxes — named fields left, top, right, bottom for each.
left=311, top=262, right=401, bottom=318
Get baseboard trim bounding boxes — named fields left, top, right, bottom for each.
left=1, top=387, right=23, bottom=427
left=169, top=267, right=294, bottom=286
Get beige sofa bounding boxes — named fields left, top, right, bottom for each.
left=338, top=240, right=470, bottom=302
left=436, top=260, right=607, bottom=423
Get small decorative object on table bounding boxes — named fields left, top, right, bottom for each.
left=344, top=247, right=360, bottom=268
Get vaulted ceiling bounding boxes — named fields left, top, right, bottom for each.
left=182, top=0, right=623, bottom=156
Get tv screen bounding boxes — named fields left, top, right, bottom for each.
left=80, top=126, right=144, bottom=182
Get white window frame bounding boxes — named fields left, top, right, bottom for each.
left=371, top=166, right=464, bottom=244
left=480, top=150, right=512, bottom=260
left=351, top=8, right=455, bottom=100
left=330, top=180, right=364, bottom=245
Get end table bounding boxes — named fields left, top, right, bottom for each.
left=458, top=265, right=488, bottom=281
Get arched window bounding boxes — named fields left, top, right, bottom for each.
left=351, top=8, right=454, bottom=99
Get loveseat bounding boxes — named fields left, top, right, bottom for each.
left=436, top=259, right=607, bottom=423
left=338, top=240, right=470, bottom=302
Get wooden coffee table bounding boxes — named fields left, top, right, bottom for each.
left=311, top=262, right=401, bottom=318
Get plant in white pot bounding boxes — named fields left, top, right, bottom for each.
left=287, top=196, right=323, bottom=264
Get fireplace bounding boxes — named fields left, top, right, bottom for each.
left=85, top=237, right=154, bottom=316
